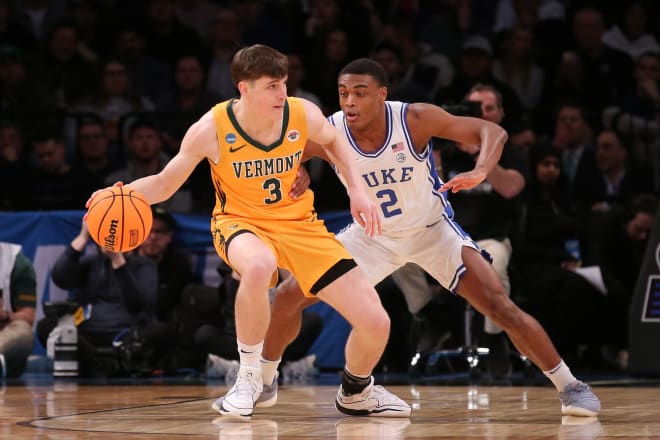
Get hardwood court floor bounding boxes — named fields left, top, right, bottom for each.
left=1, top=381, right=659, bottom=439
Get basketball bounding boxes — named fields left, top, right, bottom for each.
left=86, top=186, right=153, bottom=253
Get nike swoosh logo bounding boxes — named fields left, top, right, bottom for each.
left=229, top=144, right=247, bottom=153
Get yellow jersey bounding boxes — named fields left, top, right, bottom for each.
left=209, top=97, right=315, bottom=221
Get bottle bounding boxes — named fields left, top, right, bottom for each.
left=564, top=238, right=582, bottom=266
left=47, top=314, right=79, bottom=377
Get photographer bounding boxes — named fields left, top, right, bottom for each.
left=37, top=221, right=163, bottom=377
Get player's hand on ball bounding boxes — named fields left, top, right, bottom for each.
left=85, top=181, right=124, bottom=211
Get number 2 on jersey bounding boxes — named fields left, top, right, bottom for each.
left=376, top=189, right=402, bottom=218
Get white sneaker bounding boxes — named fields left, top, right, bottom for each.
left=335, top=377, right=411, bottom=417
left=211, top=365, right=263, bottom=418
left=206, top=354, right=239, bottom=380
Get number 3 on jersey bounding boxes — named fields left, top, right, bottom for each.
left=376, top=188, right=402, bottom=218
left=263, top=177, right=283, bottom=204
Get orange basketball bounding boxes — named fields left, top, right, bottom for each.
left=86, top=186, right=153, bottom=252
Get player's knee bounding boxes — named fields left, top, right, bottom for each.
left=365, top=305, right=390, bottom=338
left=274, top=278, right=307, bottom=312
left=240, top=259, right=277, bottom=287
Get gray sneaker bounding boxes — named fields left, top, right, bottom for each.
left=559, top=381, right=601, bottom=416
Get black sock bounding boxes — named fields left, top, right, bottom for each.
left=341, top=368, right=371, bottom=396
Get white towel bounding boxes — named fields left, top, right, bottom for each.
left=0, top=242, right=22, bottom=313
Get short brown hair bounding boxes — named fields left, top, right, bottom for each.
left=466, top=83, right=503, bottom=108
left=231, top=44, right=288, bottom=86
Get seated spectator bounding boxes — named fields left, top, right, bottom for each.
left=111, top=24, right=174, bottom=105
left=0, top=242, right=36, bottom=378
left=602, top=2, right=660, bottom=62
left=75, top=58, right=155, bottom=146
left=36, top=221, right=168, bottom=377
left=582, top=193, right=658, bottom=370
left=136, top=207, right=205, bottom=372
left=34, top=20, right=97, bottom=110
left=602, top=51, right=660, bottom=184
left=573, top=129, right=654, bottom=213
left=155, top=53, right=221, bottom=155
left=28, top=133, right=92, bottom=210
left=0, top=120, right=30, bottom=210
left=74, top=115, right=124, bottom=191
left=105, top=118, right=192, bottom=213
left=514, top=142, right=612, bottom=367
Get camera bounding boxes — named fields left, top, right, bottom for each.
left=441, top=101, right=482, bottom=118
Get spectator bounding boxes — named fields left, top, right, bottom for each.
left=204, top=7, right=242, bottom=101
left=551, top=101, right=599, bottom=201
left=105, top=118, right=192, bottom=213
left=435, top=35, right=525, bottom=135
left=0, top=0, right=38, bottom=55
left=573, top=129, right=654, bottom=214
left=602, top=51, right=660, bottom=181
left=0, top=242, right=36, bottom=378
left=553, top=6, right=634, bottom=120
left=370, top=41, right=428, bottom=103
left=0, top=120, right=30, bottom=210
left=175, top=0, right=220, bottom=43
left=492, top=25, right=545, bottom=112
left=513, top=142, right=610, bottom=367
left=582, top=193, right=658, bottom=370
left=68, top=0, right=114, bottom=64
left=28, top=133, right=91, bottom=210
left=0, top=44, right=57, bottom=130
left=155, top=53, right=221, bottom=156
left=36, top=221, right=164, bottom=377
left=306, top=28, right=351, bottom=114
left=13, top=0, right=67, bottom=42
left=75, top=58, right=155, bottom=146
left=602, top=2, right=660, bottom=62
left=285, top=52, right=321, bottom=107
left=380, top=18, right=454, bottom=101
left=35, top=20, right=97, bottom=110
left=136, top=206, right=204, bottom=372
left=111, top=25, right=174, bottom=105
left=74, top=115, right=124, bottom=190
left=141, top=0, right=203, bottom=67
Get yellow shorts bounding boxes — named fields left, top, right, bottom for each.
left=211, top=214, right=354, bottom=296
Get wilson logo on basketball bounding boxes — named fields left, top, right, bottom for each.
left=103, top=219, right=119, bottom=251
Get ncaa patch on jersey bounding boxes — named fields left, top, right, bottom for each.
left=225, top=133, right=237, bottom=144
left=396, top=152, right=406, bottom=163
left=287, top=129, right=300, bottom=142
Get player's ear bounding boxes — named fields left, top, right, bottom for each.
left=379, top=86, right=388, bottom=101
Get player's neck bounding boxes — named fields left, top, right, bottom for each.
left=350, top=110, right=388, bottom=151
left=232, top=98, right=282, bottom=141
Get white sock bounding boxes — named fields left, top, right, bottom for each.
left=543, top=360, right=577, bottom=391
left=261, top=357, right=281, bottom=385
left=237, top=340, right=263, bottom=369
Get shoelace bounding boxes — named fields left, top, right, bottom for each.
left=233, top=372, right=260, bottom=398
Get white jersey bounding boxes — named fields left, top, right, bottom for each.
left=327, top=101, right=484, bottom=292
left=328, top=101, right=453, bottom=234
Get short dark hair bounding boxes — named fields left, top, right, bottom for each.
left=466, top=83, right=503, bottom=108
left=338, top=58, right=389, bottom=87
left=231, top=44, right=288, bottom=86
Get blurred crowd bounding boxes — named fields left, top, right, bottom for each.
left=0, top=0, right=659, bottom=378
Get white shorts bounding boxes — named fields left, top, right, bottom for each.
left=338, top=214, right=482, bottom=292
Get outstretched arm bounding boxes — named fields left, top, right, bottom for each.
left=407, top=103, right=508, bottom=193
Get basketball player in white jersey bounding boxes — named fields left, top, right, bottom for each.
left=255, top=58, right=601, bottom=417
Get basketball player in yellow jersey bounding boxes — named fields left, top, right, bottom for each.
left=86, top=44, right=411, bottom=419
